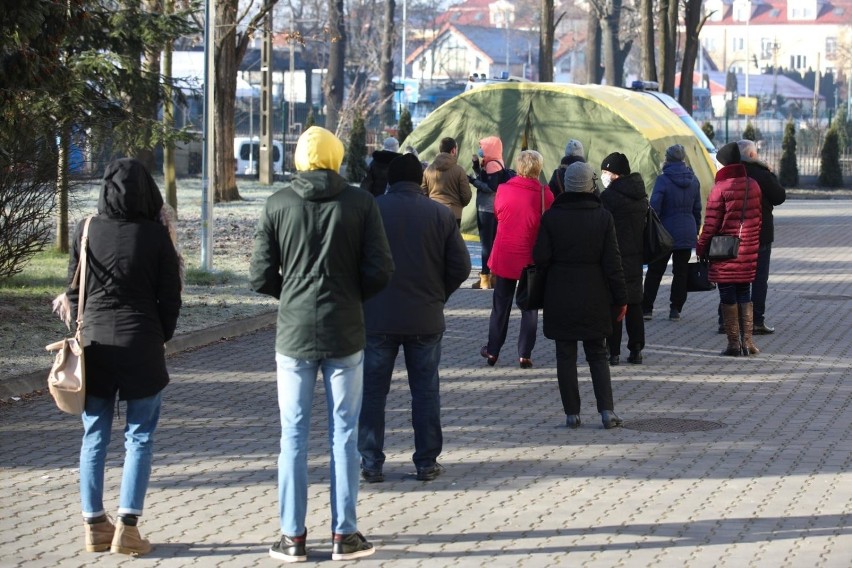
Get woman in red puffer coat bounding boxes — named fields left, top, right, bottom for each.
left=696, top=142, right=762, bottom=356
left=480, top=150, right=554, bottom=369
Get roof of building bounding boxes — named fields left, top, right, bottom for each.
left=704, top=0, right=852, bottom=25
left=407, top=23, right=539, bottom=66
left=696, top=70, right=824, bottom=100
left=436, top=0, right=539, bottom=30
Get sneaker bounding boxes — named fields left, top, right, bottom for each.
left=269, top=531, right=307, bottom=563
left=643, top=311, right=652, bottom=320
left=331, top=532, right=375, bottom=561
left=415, top=462, right=445, bottom=481
left=360, top=468, right=384, bottom=483
left=669, top=308, right=681, bottom=321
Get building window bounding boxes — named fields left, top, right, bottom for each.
left=826, top=37, right=837, bottom=60
left=790, top=55, right=807, bottom=69
left=760, top=38, right=773, bottom=60
left=732, top=37, right=744, bottom=51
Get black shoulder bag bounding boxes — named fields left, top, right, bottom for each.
left=708, top=172, right=750, bottom=261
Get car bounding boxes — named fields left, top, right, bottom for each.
left=234, top=137, right=284, bottom=176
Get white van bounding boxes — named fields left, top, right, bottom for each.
left=234, top=137, right=284, bottom=176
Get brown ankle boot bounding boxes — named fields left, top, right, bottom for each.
left=720, top=303, right=742, bottom=356
left=739, top=302, right=760, bottom=355
left=84, top=518, right=115, bottom=552
left=479, top=272, right=492, bottom=290
left=111, top=520, right=152, bottom=556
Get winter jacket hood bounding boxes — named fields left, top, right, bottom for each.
left=479, top=136, right=505, bottom=174
left=600, top=172, right=648, bottom=303
left=606, top=172, right=646, bottom=201
left=662, top=160, right=696, bottom=189
left=98, top=158, right=164, bottom=221
left=370, top=149, right=399, bottom=165
left=650, top=161, right=702, bottom=250
left=294, top=126, right=344, bottom=172
left=430, top=152, right=459, bottom=171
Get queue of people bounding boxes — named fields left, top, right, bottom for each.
left=65, top=128, right=784, bottom=562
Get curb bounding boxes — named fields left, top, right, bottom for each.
left=0, top=311, right=277, bottom=402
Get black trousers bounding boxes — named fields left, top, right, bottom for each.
left=477, top=211, right=497, bottom=275
left=642, top=248, right=692, bottom=313
left=607, top=303, right=645, bottom=356
left=555, top=338, right=614, bottom=415
left=486, top=276, right=538, bottom=359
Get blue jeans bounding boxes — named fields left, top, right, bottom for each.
left=276, top=351, right=364, bottom=537
left=80, top=392, right=162, bottom=519
left=752, top=243, right=772, bottom=324
left=358, top=333, right=443, bottom=472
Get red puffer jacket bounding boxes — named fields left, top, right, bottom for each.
left=696, top=163, right=762, bottom=283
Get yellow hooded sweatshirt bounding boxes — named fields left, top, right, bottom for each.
left=294, top=126, right=344, bottom=172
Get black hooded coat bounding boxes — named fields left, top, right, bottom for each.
left=600, top=172, right=649, bottom=304
left=67, top=158, right=182, bottom=400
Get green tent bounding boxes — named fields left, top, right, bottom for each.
left=404, top=82, right=717, bottom=238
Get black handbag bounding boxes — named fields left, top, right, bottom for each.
left=516, top=264, right=546, bottom=310
left=686, top=260, right=716, bottom=292
left=707, top=172, right=750, bottom=261
left=643, top=205, right=674, bottom=264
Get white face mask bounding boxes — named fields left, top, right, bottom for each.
left=600, top=171, right=613, bottom=188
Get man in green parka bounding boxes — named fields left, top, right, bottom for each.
left=250, top=126, right=394, bottom=562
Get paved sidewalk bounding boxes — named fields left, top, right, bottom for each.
left=1, top=200, right=851, bottom=567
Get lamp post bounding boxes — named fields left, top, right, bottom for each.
left=745, top=0, right=751, bottom=97
left=401, top=0, right=407, bottom=82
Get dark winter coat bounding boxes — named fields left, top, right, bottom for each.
left=533, top=192, right=627, bottom=341
left=600, top=172, right=648, bottom=304
left=741, top=159, right=786, bottom=244
left=546, top=155, right=586, bottom=199
left=67, top=158, right=182, bottom=401
left=360, top=149, right=400, bottom=197
left=250, top=169, right=394, bottom=358
left=365, top=181, right=471, bottom=335
left=696, top=163, right=763, bottom=284
left=649, top=161, right=703, bottom=250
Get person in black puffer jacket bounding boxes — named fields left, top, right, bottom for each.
left=360, top=137, right=401, bottom=197
left=600, top=152, right=649, bottom=366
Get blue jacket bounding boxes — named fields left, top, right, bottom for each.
left=649, top=161, right=702, bottom=250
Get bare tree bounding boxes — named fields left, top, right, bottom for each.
left=679, top=0, right=712, bottom=114
left=659, top=0, right=678, bottom=95
left=214, top=0, right=279, bottom=202
left=324, top=0, right=346, bottom=132
left=586, top=12, right=602, bottom=84
left=640, top=0, right=657, bottom=82
left=540, top=0, right=555, bottom=82
left=377, top=0, right=397, bottom=126
left=588, top=0, right=631, bottom=86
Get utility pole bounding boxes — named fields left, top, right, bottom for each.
left=259, top=0, right=274, bottom=184
left=163, top=0, right=177, bottom=212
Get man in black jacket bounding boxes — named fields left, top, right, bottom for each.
left=737, top=139, right=786, bottom=334
left=358, top=153, right=471, bottom=483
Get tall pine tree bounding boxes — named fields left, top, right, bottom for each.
left=818, top=127, right=843, bottom=188
left=346, top=113, right=368, bottom=183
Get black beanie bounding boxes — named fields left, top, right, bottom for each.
left=601, top=152, right=630, bottom=176
left=716, top=142, right=741, bottom=166
left=387, top=153, right=423, bottom=185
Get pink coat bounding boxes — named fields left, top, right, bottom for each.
left=696, top=163, right=762, bottom=283
left=488, top=175, right=554, bottom=280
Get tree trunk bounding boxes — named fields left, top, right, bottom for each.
left=641, top=0, right=657, bottom=82
left=539, top=0, right=554, bottom=82
left=214, top=0, right=241, bottom=202
left=162, top=0, right=176, bottom=212
left=55, top=123, right=70, bottom=254
left=600, top=0, right=623, bottom=87
left=324, top=0, right=346, bottom=133
left=378, top=0, right=396, bottom=128
left=659, top=0, right=678, bottom=95
left=304, top=60, right=314, bottom=119
left=135, top=0, right=162, bottom=172
left=679, top=0, right=704, bottom=114
left=586, top=14, right=602, bottom=84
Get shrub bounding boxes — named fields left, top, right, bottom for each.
left=818, top=127, right=843, bottom=188
left=397, top=107, right=413, bottom=145
left=779, top=120, right=799, bottom=188
left=834, top=105, right=849, bottom=151
left=345, top=113, right=368, bottom=183
left=742, top=122, right=757, bottom=141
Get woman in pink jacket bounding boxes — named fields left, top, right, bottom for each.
left=480, top=150, right=554, bottom=368
left=696, top=142, right=762, bottom=356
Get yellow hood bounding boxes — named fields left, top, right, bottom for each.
left=294, top=126, right=344, bottom=172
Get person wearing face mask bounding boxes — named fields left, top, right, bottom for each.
left=599, top=153, right=648, bottom=366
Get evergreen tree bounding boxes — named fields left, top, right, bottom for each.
left=305, top=111, right=316, bottom=129
left=701, top=121, right=715, bottom=143
left=779, top=120, right=799, bottom=188
left=818, top=127, right=843, bottom=188
left=742, top=122, right=757, bottom=141
left=834, top=105, right=849, bottom=151
left=397, top=107, right=413, bottom=145
left=346, top=113, right=368, bottom=183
